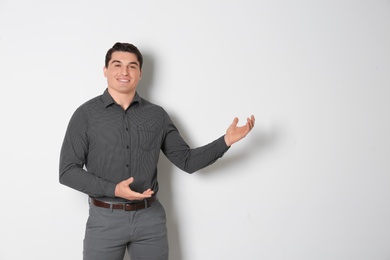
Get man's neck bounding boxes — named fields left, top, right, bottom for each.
left=108, top=88, right=135, bottom=110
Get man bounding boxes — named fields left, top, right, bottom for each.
left=59, top=42, right=255, bottom=260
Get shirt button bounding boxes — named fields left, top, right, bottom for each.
left=126, top=145, right=129, bottom=149
left=126, top=164, right=129, bottom=167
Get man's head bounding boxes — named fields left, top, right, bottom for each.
left=104, top=42, right=143, bottom=98
left=105, top=42, right=143, bottom=69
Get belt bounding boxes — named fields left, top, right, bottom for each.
left=91, top=196, right=157, bottom=211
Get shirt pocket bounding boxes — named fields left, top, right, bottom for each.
left=136, top=126, right=160, bottom=151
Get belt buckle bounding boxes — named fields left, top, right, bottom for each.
left=123, top=203, right=132, bottom=211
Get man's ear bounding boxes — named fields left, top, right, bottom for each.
left=103, top=66, right=107, bottom=77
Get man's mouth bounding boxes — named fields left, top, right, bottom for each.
left=118, top=78, right=130, bottom=83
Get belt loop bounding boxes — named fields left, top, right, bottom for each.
left=109, top=202, right=113, bottom=212
left=144, top=198, right=148, bottom=208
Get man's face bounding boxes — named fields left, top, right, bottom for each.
left=104, top=51, right=142, bottom=96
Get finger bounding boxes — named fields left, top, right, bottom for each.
left=141, top=193, right=153, bottom=198
left=124, top=177, right=134, bottom=185
left=248, top=115, right=255, bottom=129
left=247, top=117, right=253, bottom=129
left=143, top=188, right=154, bottom=195
left=231, top=117, right=239, bottom=126
left=139, top=192, right=153, bottom=198
left=133, top=192, right=151, bottom=200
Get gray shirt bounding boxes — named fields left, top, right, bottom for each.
left=59, top=89, right=229, bottom=202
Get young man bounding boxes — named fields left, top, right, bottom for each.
left=59, top=42, right=255, bottom=260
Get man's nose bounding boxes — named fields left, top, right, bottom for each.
left=121, top=66, right=129, bottom=75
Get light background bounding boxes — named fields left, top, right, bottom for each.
left=0, top=1, right=389, bottom=259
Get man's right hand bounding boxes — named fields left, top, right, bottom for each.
left=114, top=177, right=154, bottom=201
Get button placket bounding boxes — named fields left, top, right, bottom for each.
left=124, top=113, right=131, bottom=171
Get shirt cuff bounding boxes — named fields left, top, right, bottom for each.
left=105, top=182, right=117, bottom=198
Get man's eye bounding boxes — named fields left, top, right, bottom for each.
left=114, top=64, right=121, bottom=67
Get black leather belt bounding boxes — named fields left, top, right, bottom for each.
left=91, top=196, right=157, bottom=211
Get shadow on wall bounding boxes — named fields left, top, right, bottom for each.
left=136, top=52, right=155, bottom=100
left=199, top=121, right=281, bottom=175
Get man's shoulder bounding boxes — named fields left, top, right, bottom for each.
left=78, top=93, right=104, bottom=109
left=69, top=93, right=105, bottom=120
left=139, top=97, right=165, bottom=112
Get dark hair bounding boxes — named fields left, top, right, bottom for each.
left=105, top=42, right=143, bottom=69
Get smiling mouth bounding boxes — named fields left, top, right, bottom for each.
left=118, top=78, right=130, bottom=83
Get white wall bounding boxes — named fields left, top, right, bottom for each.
left=1, top=0, right=389, bottom=259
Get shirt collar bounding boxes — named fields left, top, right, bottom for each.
left=102, top=88, right=142, bottom=108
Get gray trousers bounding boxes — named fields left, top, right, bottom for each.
left=83, top=199, right=169, bottom=260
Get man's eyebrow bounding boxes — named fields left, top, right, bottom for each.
left=110, top=60, right=139, bottom=66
